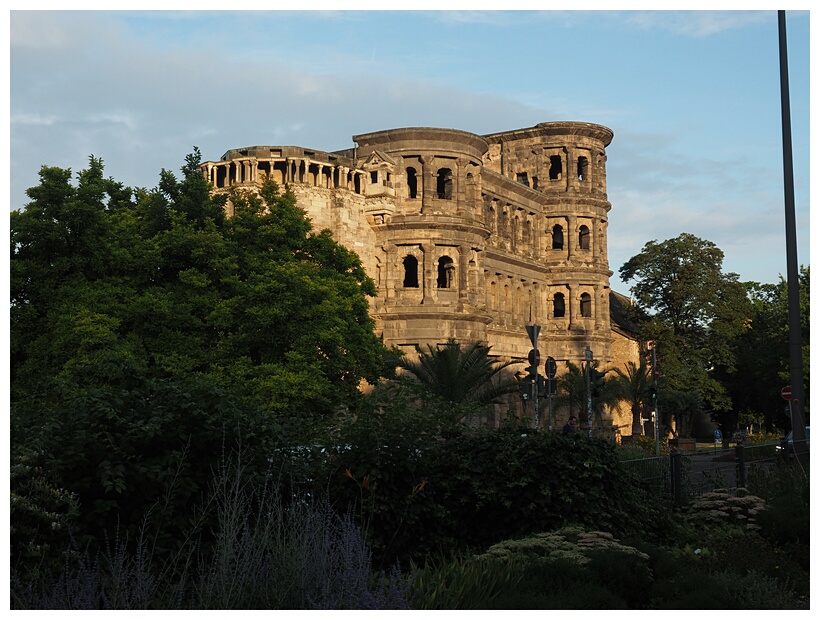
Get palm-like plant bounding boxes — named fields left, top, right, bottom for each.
left=611, top=360, right=652, bottom=437
left=662, top=389, right=704, bottom=438
left=396, top=339, right=521, bottom=409
left=553, top=361, right=587, bottom=423
left=554, top=361, right=619, bottom=433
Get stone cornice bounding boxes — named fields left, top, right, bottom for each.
left=483, top=122, right=614, bottom=147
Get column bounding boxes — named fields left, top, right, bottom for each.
left=421, top=243, right=434, bottom=304
left=458, top=245, right=469, bottom=306
left=567, top=215, right=576, bottom=261
left=421, top=156, right=434, bottom=213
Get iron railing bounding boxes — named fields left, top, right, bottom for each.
left=621, top=441, right=804, bottom=504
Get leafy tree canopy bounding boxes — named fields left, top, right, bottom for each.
left=719, top=266, right=810, bottom=431
left=10, top=150, right=397, bottom=569
left=11, top=150, right=393, bottom=422
left=619, top=233, right=750, bottom=412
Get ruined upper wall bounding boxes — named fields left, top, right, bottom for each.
left=484, top=121, right=614, bottom=147
left=482, top=122, right=613, bottom=195
left=353, top=127, right=488, bottom=161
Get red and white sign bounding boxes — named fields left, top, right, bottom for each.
left=781, top=386, right=793, bottom=401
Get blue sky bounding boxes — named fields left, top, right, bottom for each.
left=8, top=7, right=813, bottom=293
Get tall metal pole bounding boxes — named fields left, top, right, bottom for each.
left=652, top=347, right=660, bottom=456
left=548, top=378, right=553, bottom=432
left=777, top=11, right=807, bottom=453
left=526, top=324, right=541, bottom=431
left=585, top=345, right=593, bottom=438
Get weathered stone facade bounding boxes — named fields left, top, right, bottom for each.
left=202, top=122, right=641, bottom=434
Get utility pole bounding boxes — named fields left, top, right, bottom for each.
left=526, top=325, right=541, bottom=431
left=778, top=10, right=807, bottom=456
left=652, top=347, right=660, bottom=456
left=584, top=345, right=593, bottom=438
left=546, top=356, right=557, bottom=432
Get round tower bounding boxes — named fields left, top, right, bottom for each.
left=353, top=128, right=494, bottom=348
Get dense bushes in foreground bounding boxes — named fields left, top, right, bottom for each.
left=12, top=417, right=810, bottom=609
left=317, top=422, right=674, bottom=568
left=13, top=465, right=808, bottom=609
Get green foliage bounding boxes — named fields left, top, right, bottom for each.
left=619, top=233, right=751, bottom=413
left=396, top=339, right=520, bottom=415
left=410, top=554, right=530, bottom=610
left=414, top=527, right=652, bottom=609
left=611, top=359, right=651, bottom=436
left=553, top=361, right=587, bottom=420
left=747, top=461, right=810, bottom=547
left=10, top=152, right=398, bottom=577
left=412, top=553, right=630, bottom=610
left=10, top=445, right=80, bottom=582
left=320, top=413, right=675, bottom=568
left=721, top=267, right=810, bottom=432
left=11, top=372, right=275, bottom=570
left=315, top=382, right=460, bottom=567
left=11, top=153, right=392, bottom=422
left=428, top=429, right=673, bottom=550
left=12, top=451, right=413, bottom=610
left=649, top=566, right=799, bottom=609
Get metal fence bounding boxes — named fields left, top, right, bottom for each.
left=621, top=441, right=801, bottom=504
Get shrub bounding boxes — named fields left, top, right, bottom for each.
left=413, top=526, right=653, bottom=610
left=650, top=567, right=800, bottom=609
left=682, top=487, right=766, bottom=531
left=318, top=419, right=676, bottom=567
left=476, top=526, right=652, bottom=609
left=12, top=450, right=413, bottom=610
left=747, top=461, right=809, bottom=547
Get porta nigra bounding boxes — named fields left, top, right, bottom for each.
left=202, top=122, right=643, bottom=435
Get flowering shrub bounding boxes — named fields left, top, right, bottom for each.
left=746, top=431, right=782, bottom=445
left=475, top=525, right=649, bottom=565
left=683, top=487, right=766, bottom=531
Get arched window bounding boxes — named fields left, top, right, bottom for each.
left=577, top=156, right=589, bottom=181
left=553, top=293, right=565, bottom=318
left=437, top=256, right=455, bottom=289
left=406, top=167, right=418, bottom=198
left=403, top=255, right=419, bottom=288
left=549, top=155, right=562, bottom=180
left=580, top=293, right=592, bottom=318
left=436, top=168, right=453, bottom=199
left=579, top=225, right=590, bottom=250
left=552, top=224, right=564, bottom=250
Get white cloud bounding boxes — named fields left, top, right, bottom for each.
left=620, top=10, right=772, bottom=37
left=11, top=113, right=58, bottom=126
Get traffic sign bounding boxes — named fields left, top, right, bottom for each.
left=545, top=356, right=557, bottom=379
left=525, top=324, right=540, bottom=348
left=528, top=349, right=541, bottom=366
left=781, top=385, right=792, bottom=401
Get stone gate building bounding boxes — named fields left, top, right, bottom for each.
left=201, top=122, right=642, bottom=434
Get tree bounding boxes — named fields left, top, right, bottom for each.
left=11, top=153, right=392, bottom=423
left=396, top=339, right=520, bottom=422
left=611, top=359, right=652, bottom=436
left=719, top=267, right=810, bottom=432
left=10, top=152, right=397, bottom=573
left=661, top=389, right=705, bottom=438
left=619, top=233, right=750, bottom=414
left=553, top=362, right=587, bottom=426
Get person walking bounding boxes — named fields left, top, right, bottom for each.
left=563, top=416, right=578, bottom=434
